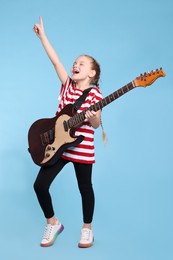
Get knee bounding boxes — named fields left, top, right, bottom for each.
left=33, top=180, right=48, bottom=195
left=33, top=180, right=40, bottom=194
left=78, top=183, right=93, bottom=194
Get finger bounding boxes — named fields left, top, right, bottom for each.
left=91, top=111, right=96, bottom=116
left=33, top=24, right=39, bottom=33
left=33, top=24, right=38, bottom=30
left=39, top=16, right=43, bottom=27
left=89, top=111, right=96, bottom=117
left=86, top=111, right=95, bottom=118
left=33, top=26, right=37, bottom=33
left=85, top=111, right=90, bottom=118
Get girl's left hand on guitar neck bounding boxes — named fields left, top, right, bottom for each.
left=85, top=110, right=101, bottom=129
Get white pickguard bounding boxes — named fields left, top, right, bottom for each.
left=41, top=114, right=77, bottom=164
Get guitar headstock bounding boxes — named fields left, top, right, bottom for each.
left=134, top=68, right=166, bottom=88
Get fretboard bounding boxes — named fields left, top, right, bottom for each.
left=67, top=81, right=135, bottom=129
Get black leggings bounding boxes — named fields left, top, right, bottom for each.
left=34, top=158, right=95, bottom=224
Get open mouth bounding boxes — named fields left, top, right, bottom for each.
left=73, top=68, right=80, bottom=74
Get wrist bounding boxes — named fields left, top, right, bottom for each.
left=89, top=117, right=100, bottom=129
left=39, top=32, right=47, bottom=42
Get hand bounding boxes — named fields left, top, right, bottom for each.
left=33, top=16, right=45, bottom=39
left=85, top=110, right=97, bottom=120
left=85, top=110, right=101, bottom=129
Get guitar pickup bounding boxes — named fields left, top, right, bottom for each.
left=40, top=128, right=55, bottom=146
left=63, top=120, right=68, bottom=132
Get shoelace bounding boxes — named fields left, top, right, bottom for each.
left=81, top=229, right=90, bottom=241
left=42, top=224, right=53, bottom=240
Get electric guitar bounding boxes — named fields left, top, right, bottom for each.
left=28, top=68, right=166, bottom=167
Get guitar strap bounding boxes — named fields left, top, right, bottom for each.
left=73, top=87, right=93, bottom=111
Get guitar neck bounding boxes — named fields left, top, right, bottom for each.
left=68, top=81, right=136, bottom=128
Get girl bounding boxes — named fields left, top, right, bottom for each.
left=33, top=17, right=103, bottom=248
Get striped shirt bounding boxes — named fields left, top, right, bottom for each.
left=56, top=77, right=103, bottom=164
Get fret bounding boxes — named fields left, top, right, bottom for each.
left=109, top=94, right=115, bottom=102
left=69, top=118, right=73, bottom=127
left=98, top=102, right=102, bottom=110
left=118, top=88, right=123, bottom=96
left=107, top=95, right=111, bottom=103
left=68, top=118, right=72, bottom=128
left=127, top=82, right=133, bottom=91
left=93, top=106, right=97, bottom=112
left=95, top=102, right=100, bottom=111
left=99, top=100, right=104, bottom=108
left=74, top=115, right=79, bottom=125
left=105, top=96, right=110, bottom=104
left=126, top=84, right=130, bottom=91
left=89, top=105, right=94, bottom=112
left=95, top=102, right=101, bottom=111
left=72, top=117, right=76, bottom=126
left=101, top=99, right=107, bottom=108
left=77, top=114, right=81, bottom=124
left=71, top=117, right=75, bottom=126
left=78, top=112, right=82, bottom=122
left=69, top=116, right=72, bottom=126
left=113, top=92, right=118, bottom=99
left=80, top=111, right=85, bottom=121
left=122, top=85, right=128, bottom=93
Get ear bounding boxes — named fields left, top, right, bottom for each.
left=89, top=69, right=96, bottom=78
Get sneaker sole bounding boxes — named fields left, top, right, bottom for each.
left=78, top=242, right=93, bottom=248
left=78, top=238, right=94, bottom=248
left=40, top=224, right=64, bottom=247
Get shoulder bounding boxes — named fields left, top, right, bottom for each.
left=62, top=76, right=74, bottom=88
left=60, top=76, right=75, bottom=95
left=89, top=87, right=103, bottom=99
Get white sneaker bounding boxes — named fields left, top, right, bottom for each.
left=78, top=228, right=94, bottom=248
left=40, top=222, right=64, bottom=247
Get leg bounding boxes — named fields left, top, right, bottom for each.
left=33, top=158, right=68, bottom=246
left=34, top=158, right=68, bottom=219
left=73, top=162, right=94, bottom=225
left=73, top=162, right=95, bottom=248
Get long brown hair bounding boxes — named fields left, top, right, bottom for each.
left=83, top=55, right=101, bottom=87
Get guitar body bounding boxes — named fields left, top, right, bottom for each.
left=28, top=104, right=84, bottom=167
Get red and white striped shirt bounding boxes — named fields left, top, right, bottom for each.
left=56, top=77, right=103, bottom=164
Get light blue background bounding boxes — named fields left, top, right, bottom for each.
left=0, top=0, right=172, bottom=259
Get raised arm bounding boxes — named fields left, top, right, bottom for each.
left=33, top=16, right=68, bottom=85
